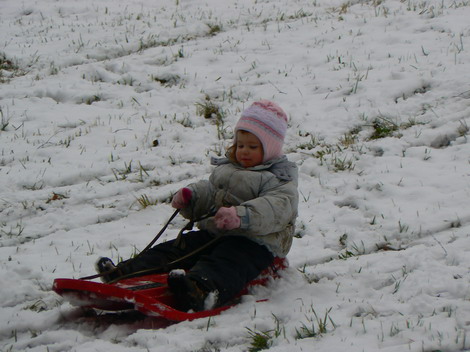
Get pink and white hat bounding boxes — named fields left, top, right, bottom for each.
left=235, top=100, right=288, bottom=163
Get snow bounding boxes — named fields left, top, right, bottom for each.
left=1, top=0, right=470, bottom=351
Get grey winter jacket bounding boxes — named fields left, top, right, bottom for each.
left=180, top=155, right=298, bottom=257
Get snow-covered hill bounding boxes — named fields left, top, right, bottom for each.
left=1, top=0, right=470, bottom=351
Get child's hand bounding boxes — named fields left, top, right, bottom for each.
left=214, top=207, right=241, bottom=230
left=171, top=188, right=192, bottom=209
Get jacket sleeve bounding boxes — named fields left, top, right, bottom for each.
left=179, top=177, right=216, bottom=220
left=234, top=178, right=298, bottom=236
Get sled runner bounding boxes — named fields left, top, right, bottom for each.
left=53, top=257, right=287, bottom=322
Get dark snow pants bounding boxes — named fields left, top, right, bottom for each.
left=118, top=230, right=274, bottom=306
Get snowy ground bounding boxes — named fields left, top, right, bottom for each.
left=1, top=0, right=470, bottom=351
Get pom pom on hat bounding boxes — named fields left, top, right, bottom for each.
left=235, top=100, right=288, bottom=163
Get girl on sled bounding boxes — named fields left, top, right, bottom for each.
left=96, top=100, right=299, bottom=312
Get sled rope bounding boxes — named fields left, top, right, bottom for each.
left=79, top=209, right=180, bottom=280
left=80, top=209, right=215, bottom=281
left=105, top=236, right=219, bottom=283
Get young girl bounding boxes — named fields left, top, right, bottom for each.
left=96, top=100, right=299, bottom=312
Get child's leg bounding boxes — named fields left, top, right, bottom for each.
left=112, top=230, right=217, bottom=276
left=188, top=236, right=274, bottom=306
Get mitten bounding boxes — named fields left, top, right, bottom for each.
left=171, top=188, right=192, bottom=209
left=214, top=206, right=241, bottom=230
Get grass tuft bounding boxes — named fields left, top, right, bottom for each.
left=0, top=52, right=20, bottom=83
left=0, top=107, right=10, bottom=131
left=196, top=96, right=228, bottom=140
left=207, top=23, right=222, bottom=36
left=369, top=116, right=400, bottom=140
left=0, top=53, right=18, bottom=72
left=295, top=307, right=336, bottom=339
left=196, top=96, right=222, bottom=120
left=135, top=194, right=157, bottom=209
left=246, top=328, right=272, bottom=352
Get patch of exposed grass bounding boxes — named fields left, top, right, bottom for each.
left=295, top=307, right=336, bottom=339
left=0, top=107, right=10, bottom=131
left=0, top=53, right=17, bottom=71
left=0, top=53, right=20, bottom=83
left=246, top=328, right=272, bottom=352
left=369, top=116, right=400, bottom=140
left=207, top=23, right=222, bottom=36
left=196, top=96, right=222, bottom=120
left=196, top=96, right=229, bottom=140
left=135, top=194, right=157, bottom=209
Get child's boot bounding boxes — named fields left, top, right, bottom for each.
left=168, top=270, right=218, bottom=312
left=95, top=257, right=123, bottom=283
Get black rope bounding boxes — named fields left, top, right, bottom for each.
left=105, top=237, right=219, bottom=284
left=79, top=209, right=180, bottom=280
left=80, top=209, right=216, bottom=281
left=134, top=209, right=181, bottom=258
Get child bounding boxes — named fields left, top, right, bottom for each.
left=96, top=100, right=299, bottom=312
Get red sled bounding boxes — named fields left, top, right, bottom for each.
left=53, top=257, right=288, bottom=322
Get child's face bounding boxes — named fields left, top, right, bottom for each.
left=235, top=130, right=264, bottom=168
